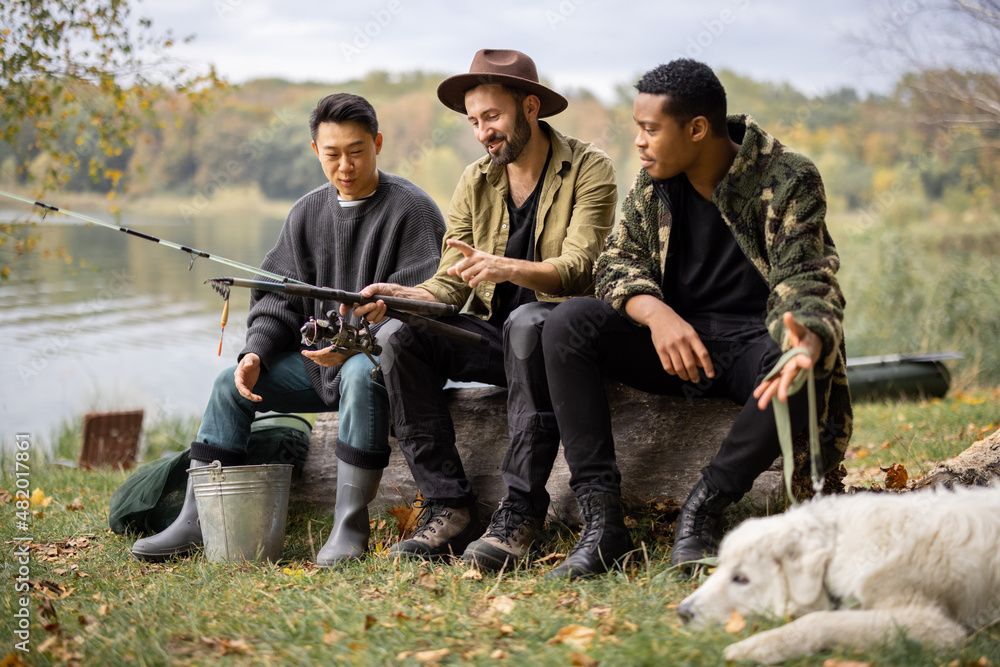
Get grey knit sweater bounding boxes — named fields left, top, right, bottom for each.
left=240, top=172, right=446, bottom=405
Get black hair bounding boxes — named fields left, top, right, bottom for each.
left=635, top=59, right=727, bottom=137
left=501, top=85, right=529, bottom=109
left=309, top=93, right=379, bottom=142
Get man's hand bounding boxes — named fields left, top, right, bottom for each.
left=753, top=311, right=822, bottom=410
left=301, top=347, right=355, bottom=367
left=234, top=353, right=263, bottom=402
left=446, top=239, right=515, bottom=288
left=340, top=283, right=437, bottom=324
left=626, top=295, right=714, bottom=383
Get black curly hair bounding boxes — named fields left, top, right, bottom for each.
left=635, top=59, right=727, bottom=137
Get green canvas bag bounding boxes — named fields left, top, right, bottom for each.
left=108, top=413, right=313, bottom=535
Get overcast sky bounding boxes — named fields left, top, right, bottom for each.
left=136, top=0, right=923, bottom=101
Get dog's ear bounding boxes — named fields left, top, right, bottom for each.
left=775, top=519, right=835, bottom=616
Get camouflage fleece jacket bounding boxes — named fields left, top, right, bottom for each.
left=595, top=114, right=852, bottom=469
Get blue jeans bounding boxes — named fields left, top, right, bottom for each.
left=194, top=352, right=391, bottom=469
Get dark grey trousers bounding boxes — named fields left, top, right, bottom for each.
left=542, top=298, right=833, bottom=502
left=378, top=301, right=559, bottom=517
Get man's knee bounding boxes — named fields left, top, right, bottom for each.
left=542, top=298, right=611, bottom=346
left=505, top=302, right=556, bottom=361
left=210, top=365, right=241, bottom=401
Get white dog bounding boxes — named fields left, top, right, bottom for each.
left=678, top=484, right=1000, bottom=664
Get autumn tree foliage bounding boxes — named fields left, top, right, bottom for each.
left=0, top=0, right=225, bottom=277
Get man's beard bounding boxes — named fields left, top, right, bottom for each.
left=486, top=107, right=532, bottom=166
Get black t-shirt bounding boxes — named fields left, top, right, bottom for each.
left=488, top=149, right=552, bottom=325
left=654, top=174, right=769, bottom=316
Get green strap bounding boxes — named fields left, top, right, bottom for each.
left=763, top=346, right=822, bottom=504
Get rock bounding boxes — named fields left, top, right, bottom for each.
left=294, top=383, right=781, bottom=524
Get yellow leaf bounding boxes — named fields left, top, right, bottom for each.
left=30, top=488, right=53, bottom=507
left=725, top=610, right=746, bottom=634
left=547, top=624, right=596, bottom=650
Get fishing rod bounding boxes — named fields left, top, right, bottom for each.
left=0, top=188, right=303, bottom=285
left=1, top=189, right=484, bottom=358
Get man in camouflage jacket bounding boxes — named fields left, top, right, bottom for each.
left=542, top=59, right=852, bottom=579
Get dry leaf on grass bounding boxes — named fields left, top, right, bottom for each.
left=387, top=491, right=424, bottom=538
left=490, top=648, right=508, bottom=659
left=547, top=624, right=596, bottom=651
left=0, top=490, right=12, bottom=506
left=414, top=648, right=451, bottom=662
left=570, top=652, right=599, bottom=667
left=724, top=610, right=746, bottom=634
left=1, top=651, right=31, bottom=667
left=462, top=568, right=483, bottom=581
left=822, top=660, right=872, bottom=667
left=323, top=629, right=345, bottom=645
left=489, top=595, right=516, bottom=616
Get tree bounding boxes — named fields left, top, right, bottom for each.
left=0, top=0, right=226, bottom=278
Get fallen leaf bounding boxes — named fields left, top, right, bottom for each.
left=414, top=648, right=451, bottom=662
left=489, top=595, right=516, bottom=616
left=65, top=497, right=84, bottom=511
left=547, top=624, right=596, bottom=650
left=97, top=605, right=110, bottom=617
left=570, top=652, right=599, bottom=667
left=499, top=624, right=514, bottom=635
left=0, top=489, right=11, bottom=505
left=490, top=649, right=508, bottom=659
left=1, top=651, right=30, bottom=666
left=882, top=463, right=909, bottom=489
left=418, top=568, right=438, bottom=591
left=387, top=491, right=424, bottom=538
left=462, top=568, right=483, bottom=581
left=323, top=629, right=344, bottom=645
left=724, top=610, right=746, bottom=634
left=822, top=660, right=872, bottom=667
left=30, top=488, right=52, bottom=508
left=364, top=614, right=377, bottom=631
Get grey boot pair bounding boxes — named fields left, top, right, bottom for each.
left=316, top=460, right=383, bottom=566
left=131, top=458, right=211, bottom=562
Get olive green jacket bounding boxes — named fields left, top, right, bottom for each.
left=596, top=114, right=852, bottom=468
left=419, top=122, right=617, bottom=318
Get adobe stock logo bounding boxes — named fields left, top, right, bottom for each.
left=340, top=1, right=404, bottom=63
left=675, top=0, right=751, bottom=60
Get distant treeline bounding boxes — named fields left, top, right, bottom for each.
left=2, top=69, right=998, bottom=219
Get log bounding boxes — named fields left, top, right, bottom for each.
left=293, top=383, right=783, bottom=524
left=912, top=428, right=1000, bottom=490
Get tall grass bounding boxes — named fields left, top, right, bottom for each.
left=832, top=202, right=1000, bottom=389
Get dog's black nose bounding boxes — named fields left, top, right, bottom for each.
left=677, top=600, right=695, bottom=623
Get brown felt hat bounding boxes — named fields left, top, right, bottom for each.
left=437, top=49, right=568, bottom=118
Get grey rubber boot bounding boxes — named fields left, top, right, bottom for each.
left=316, top=460, right=383, bottom=566
left=131, top=458, right=211, bottom=562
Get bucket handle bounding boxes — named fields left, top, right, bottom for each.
left=208, top=459, right=226, bottom=483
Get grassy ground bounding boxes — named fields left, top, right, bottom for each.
left=2, top=393, right=999, bottom=666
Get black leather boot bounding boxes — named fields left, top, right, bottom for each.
left=547, top=491, right=633, bottom=579
left=131, top=458, right=211, bottom=561
left=670, top=477, right=732, bottom=570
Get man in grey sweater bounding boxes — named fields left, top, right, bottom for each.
left=131, top=93, right=446, bottom=565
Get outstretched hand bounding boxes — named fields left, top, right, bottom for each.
left=752, top=312, right=822, bottom=410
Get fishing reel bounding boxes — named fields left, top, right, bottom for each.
left=300, top=310, right=382, bottom=379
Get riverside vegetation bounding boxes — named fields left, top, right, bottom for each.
left=1, top=394, right=998, bottom=666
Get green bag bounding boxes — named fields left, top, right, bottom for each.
left=109, top=413, right=313, bottom=536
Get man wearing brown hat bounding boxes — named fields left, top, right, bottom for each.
left=347, top=49, right=617, bottom=568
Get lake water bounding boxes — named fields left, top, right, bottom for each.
left=0, top=203, right=287, bottom=453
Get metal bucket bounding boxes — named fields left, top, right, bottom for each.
left=190, top=461, right=293, bottom=563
